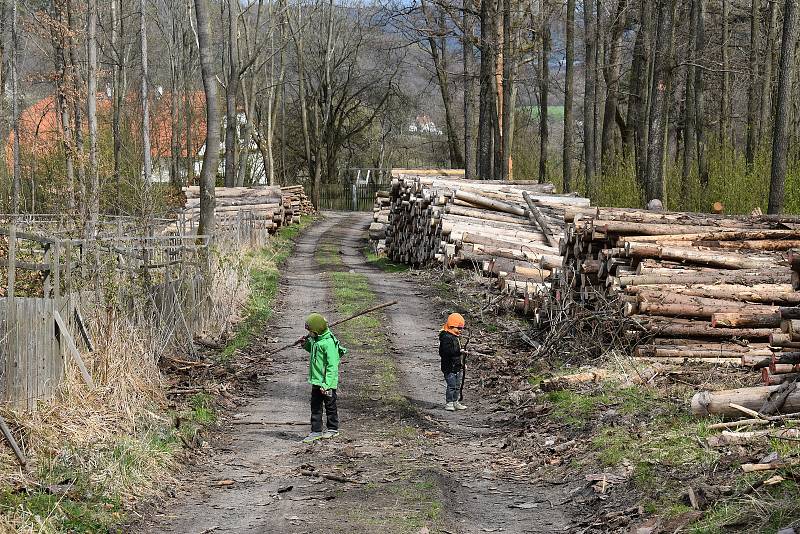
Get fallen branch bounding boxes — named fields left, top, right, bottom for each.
left=299, top=469, right=365, bottom=484
left=741, top=459, right=800, bottom=473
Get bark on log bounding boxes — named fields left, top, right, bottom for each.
left=691, top=384, right=800, bottom=416
left=625, top=242, right=779, bottom=269
left=712, top=311, right=783, bottom=328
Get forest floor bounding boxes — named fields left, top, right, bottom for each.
left=135, top=212, right=800, bottom=534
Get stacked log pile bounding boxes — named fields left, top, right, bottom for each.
left=369, top=172, right=590, bottom=308
left=281, top=185, right=316, bottom=221
left=180, top=185, right=311, bottom=235
left=551, top=207, right=800, bottom=375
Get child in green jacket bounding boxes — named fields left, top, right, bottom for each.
left=299, top=313, right=347, bottom=443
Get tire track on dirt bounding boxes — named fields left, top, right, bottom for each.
left=140, top=212, right=576, bottom=534
left=330, top=214, right=576, bottom=533
left=139, top=215, right=343, bottom=533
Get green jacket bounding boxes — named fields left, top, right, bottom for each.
left=304, top=329, right=347, bottom=390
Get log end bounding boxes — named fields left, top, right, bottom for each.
left=690, top=391, right=714, bottom=417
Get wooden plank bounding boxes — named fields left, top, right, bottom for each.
left=0, top=226, right=56, bottom=245
left=7, top=224, right=15, bottom=297
left=53, top=309, right=94, bottom=388
left=7, top=299, right=21, bottom=408
left=0, top=414, right=27, bottom=466
left=52, top=241, right=60, bottom=300
left=0, top=300, right=6, bottom=401
left=73, top=306, right=94, bottom=352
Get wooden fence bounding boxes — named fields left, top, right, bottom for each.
left=0, top=297, right=73, bottom=410
left=0, top=217, right=211, bottom=410
left=299, top=168, right=392, bottom=211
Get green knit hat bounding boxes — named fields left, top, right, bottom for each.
left=305, top=313, right=328, bottom=335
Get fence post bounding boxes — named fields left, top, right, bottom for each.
left=7, top=223, right=15, bottom=298
left=351, top=182, right=357, bottom=212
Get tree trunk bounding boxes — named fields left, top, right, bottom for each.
left=170, top=12, right=181, bottom=188
left=140, top=0, right=152, bottom=184
left=760, top=0, right=779, bottom=149
left=87, top=0, right=98, bottom=232
left=463, top=0, right=476, bottom=179
left=538, top=4, right=550, bottom=184
left=183, top=28, right=195, bottom=185
left=501, top=0, right=513, bottom=179
left=111, top=0, right=122, bottom=209
left=768, top=0, right=799, bottom=214
left=720, top=0, right=730, bottom=142
left=600, top=0, right=627, bottom=172
left=224, top=0, right=240, bottom=187
left=682, top=0, right=697, bottom=200
left=583, top=0, right=597, bottom=193
left=644, top=0, right=675, bottom=204
left=745, top=0, right=761, bottom=169
left=66, top=0, right=86, bottom=218
left=52, top=0, right=75, bottom=213
left=194, top=0, right=218, bottom=237
left=478, top=0, right=495, bottom=179
left=563, top=0, right=575, bottom=192
left=630, top=0, right=650, bottom=189
left=10, top=0, right=18, bottom=214
left=695, top=0, right=709, bottom=186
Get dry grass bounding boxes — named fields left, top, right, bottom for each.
left=0, top=240, right=257, bottom=531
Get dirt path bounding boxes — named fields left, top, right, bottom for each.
left=139, top=213, right=575, bottom=534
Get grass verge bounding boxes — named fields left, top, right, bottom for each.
left=221, top=215, right=316, bottom=361
left=364, top=247, right=408, bottom=273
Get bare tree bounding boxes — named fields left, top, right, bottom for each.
left=421, top=0, right=464, bottom=169
left=719, top=0, right=730, bottom=141
left=583, top=0, right=597, bottom=192
left=194, top=0, right=218, bottom=237
left=87, top=0, right=99, bottom=232
left=463, top=0, right=476, bottom=179
left=644, top=0, right=676, bottom=204
left=562, top=0, right=575, bottom=192
left=140, top=0, right=152, bottom=183
left=768, top=0, right=798, bottom=214
left=223, top=0, right=240, bottom=187
left=745, top=0, right=761, bottom=169
left=538, top=1, right=550, bottom=184
left=10, top=0, right=19, bottom=214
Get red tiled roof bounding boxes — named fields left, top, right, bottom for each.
left=6, top=91, right=208, bottom=166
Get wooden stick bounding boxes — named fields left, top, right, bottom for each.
left=741, top=459, right=800, bottom=472
left=0, top=414, right=26, bottom=466
left=235, top=301, right=398, bottom=374
left=53, top=309, right=94, bottom=388
left=299, top=469, right=365, bottom=484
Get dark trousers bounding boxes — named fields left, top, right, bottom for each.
left=444, top=371, right=462, bottom=403
left=310, top=386, right=339, bottom=432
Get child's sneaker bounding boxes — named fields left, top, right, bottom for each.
left=302, top=432, right=324, bottom=443
left=454, top=401, right=468, bottom=410
left=444, top=402, right=456, bottom=411
left=322, top=430, right=340, bottom=439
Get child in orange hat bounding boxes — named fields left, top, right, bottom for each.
left=439, top=313, right=467, bottom=411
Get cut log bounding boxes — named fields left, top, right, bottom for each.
left=625, top=242, right=779, bottom=269
left=629, top=284, right=800, bottom=305
left=634, top=316, right=776, bottom=339
left=453, top=190, right=527, bottom=217
left=691, top=384, right=800, bottom=416
left=712, top=311, right=783, bottom=328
